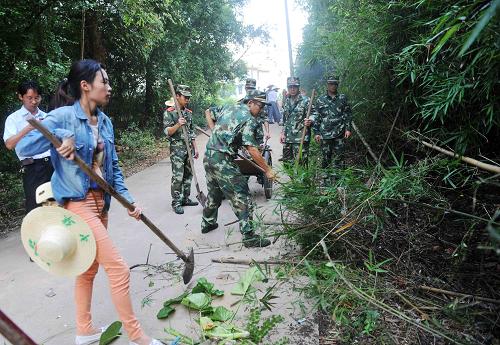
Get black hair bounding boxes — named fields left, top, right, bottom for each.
left=17, top=80, right=42, bottom=96
left=50, top=59, right=104, bottom=110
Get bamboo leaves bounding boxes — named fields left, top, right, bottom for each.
left=460, top=0, right=500, bottom=55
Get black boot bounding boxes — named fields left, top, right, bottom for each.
left=182, top=198, right=199, bottom=206
left=201, top=223, right=218, bottom=234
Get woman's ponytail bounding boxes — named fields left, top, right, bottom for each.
left=49, top=78, right=74, bottom=111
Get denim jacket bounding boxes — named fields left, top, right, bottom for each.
left=17, top=101, right=133, bottom=210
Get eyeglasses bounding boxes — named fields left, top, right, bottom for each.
left=25, top=96, right=41, bottom=102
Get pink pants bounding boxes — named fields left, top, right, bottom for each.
left=65, top=190, right=143, bottom=340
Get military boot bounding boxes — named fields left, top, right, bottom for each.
left=182, top=198, right=199, bottom=206
left=243, top=233, right=271, bottom=248
left=173, top=204, right=184, bottom=214
left=201, top=222, right=218, bottom=234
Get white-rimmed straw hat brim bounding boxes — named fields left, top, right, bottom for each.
left=21, top=206, right=96, bottom=277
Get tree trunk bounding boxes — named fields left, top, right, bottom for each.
left=85, top=11, right=107, bottom=63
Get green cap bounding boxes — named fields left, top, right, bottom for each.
left=287, top=76, right=300, bottom=86
left=326, top=75, right=339, bottom=84
left=244, top=90, right=270, bottom=105
left=175, top=84, right=192, bottom=97
left=245, top=78, right=257, bottom=89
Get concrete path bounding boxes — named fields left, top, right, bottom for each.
left=0, top=123, right=318, bottom=344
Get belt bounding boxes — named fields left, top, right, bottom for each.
left=21, top=157, right=50, bottom=166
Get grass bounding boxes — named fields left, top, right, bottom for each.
left=274, top=140, right=499, bottom=343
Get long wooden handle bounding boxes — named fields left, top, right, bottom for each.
left=300, top=89, right=316, bottom=143
left=27, top=119, right=188, bottom=261
left=167, top=79, right=202, bottom=193
left=296, top=89, right=316, bottom=167
left=0, top=309, right=37, bottom=345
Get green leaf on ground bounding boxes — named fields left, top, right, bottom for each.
left=210, top=306, right=234, bottom=321
left=157, top=305, right=175, bottom=319
left=163, top=291, right=189, bottom=307
left=212, top=289, right=225, bottom=297
left=231, top=267, right=266, bottom=295
left=192, top=277, right=225, bottom=296
left=192, top=277, right=214, bottom=294
left=99, top=321, right=122, bottom=345
left=204, top=324, right=250, bottom=340
left=181, top=293, right=212, bottom=311
left=199, top=316, right=217, bottom=331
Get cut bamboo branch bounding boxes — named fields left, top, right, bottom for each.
left=419, top=285, right=500, bottom=305
left=211, top=258, right=341, bottom=265
left=395, top=291, right=430, bottom=320
left=420, top=140, right=500, bottom=174
left=352, top=121, right=378, bottom=162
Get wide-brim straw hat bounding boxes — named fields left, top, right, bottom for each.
left=165, top=98, right=175, bottom=107
left=21, top=206, right=96, bottom=277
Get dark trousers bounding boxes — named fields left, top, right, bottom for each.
left=22, top=157, right=53, bottom=213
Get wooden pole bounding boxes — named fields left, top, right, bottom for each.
left=0, top=309, right=38, bottom=345
left=295, top=89, right=316, bottom=169
left=284, top=0, right=294, bottom=77
left=420, top=140, right=500, bottom=174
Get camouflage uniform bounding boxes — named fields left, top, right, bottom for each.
left=282, top=77, right=314, bottom=165
left=163, top=106, right=196, bottom=208
left=201, top=103, right=259, bottom=234
left=239, top=78, right=268, bottom=145
left=313, top=76, right=352, bottom=178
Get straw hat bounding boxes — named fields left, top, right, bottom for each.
left=21, top=206, right=96, bottom=277
left=36, top=182, right=54, bottom=204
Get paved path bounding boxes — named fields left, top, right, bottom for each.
left=0, top=123, right=318, bottom=344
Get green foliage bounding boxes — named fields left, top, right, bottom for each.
left=278, top=151, right=443, bottom=249
left=99, top=321, right=122, bottom=345
left=298, top=262, right=381, bottom=342
left=296, top=0, right=499, bottom=154
left=180, top=292, right=213, bottom=311
left=0, top=0, right=259, bottom=202
left=0, top=171, right=23, bottom=227
left=244, top=308, right=285, bottom=344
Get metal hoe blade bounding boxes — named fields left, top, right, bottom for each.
left=182, top=248, right=195, bottom=284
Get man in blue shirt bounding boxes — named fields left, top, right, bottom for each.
left=3, top=81, right=53, bottom=213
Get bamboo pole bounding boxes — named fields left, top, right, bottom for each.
left=352, top=121, right=378, bottom=162
left=419, top=285, right=500, bottom=305
left=421, top=140, right=500, bottom=174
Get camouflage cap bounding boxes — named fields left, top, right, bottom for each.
left=245, top=78, right=257, bottom=89
left=244, top=90, right=270, bottom=105
left=175, top=84, right=192, bottom=97
left=326, top=75, right=339, bottom=84
left=287, top=76, right=300, bottom=86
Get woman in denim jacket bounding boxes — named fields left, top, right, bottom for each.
left=17, top=59, right=162, bottom=345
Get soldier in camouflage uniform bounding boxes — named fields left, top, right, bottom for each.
left=312, top=76, right=352, bottom=183
left=164, top=85, right=199, bottom=214
left=280, top=77, right=314, bottom=166
left=201, top=90, right=276, bottom=248
left=240, top=78, right=270, bottom=145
